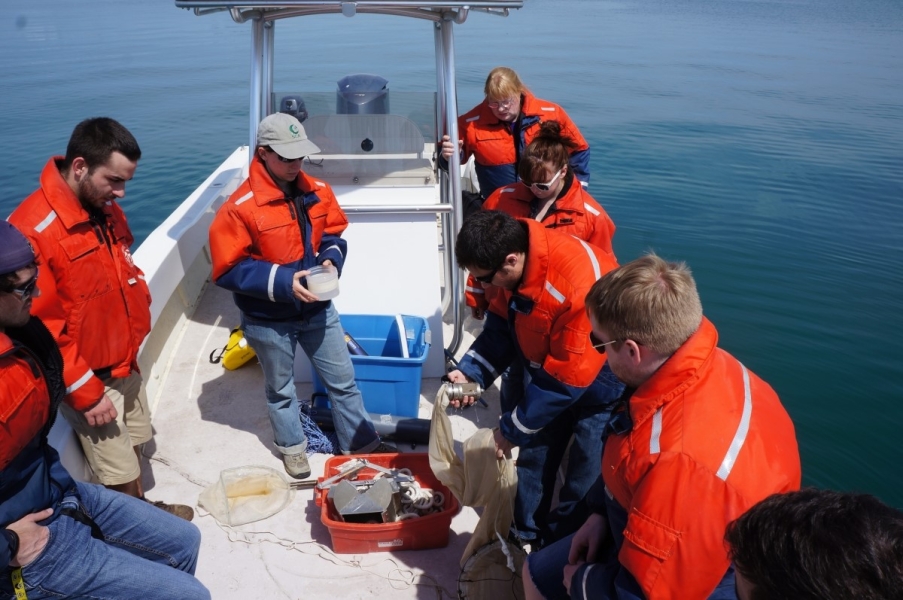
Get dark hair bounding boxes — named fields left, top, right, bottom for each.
left=518, top=121, right=576, bottom=185
left=0, top=272, right=17, bottom=292
left=725, top=488, right=903, bottom=600
left=60, top=117, right=141, bottom=172
left=455, top=210, right=528, bottom=270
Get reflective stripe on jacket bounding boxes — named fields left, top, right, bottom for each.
left=209, top=157, right=349, bottom=321
left=9, top=158, right=152, bottom=411
left=457, top=220, right=619, bottom=446
left=465, top=177, right=617, bottom=312
left=456, top=90, right=590, bottom=198
left=0, top=318, right=76, bottom=568
left=599, top=318, right=801, bottom=599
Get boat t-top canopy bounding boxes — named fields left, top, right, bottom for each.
left=175, top=0, right=523, bottom=356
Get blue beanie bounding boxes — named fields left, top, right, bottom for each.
left=0, top=221, right=35, bottom=275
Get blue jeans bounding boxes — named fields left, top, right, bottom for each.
left=512, top=364, right=623, bottom=548
left=3, top=482, right=208, bottom=600
left=242, top=304, right=379, bottom=455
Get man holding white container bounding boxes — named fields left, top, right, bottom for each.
left=209, top=113, right=392, bottom=479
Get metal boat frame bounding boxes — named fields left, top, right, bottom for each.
left=174, top=0, right=523, bottom=357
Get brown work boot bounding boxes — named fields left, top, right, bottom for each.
left=145, top=498, right=195, bottom=521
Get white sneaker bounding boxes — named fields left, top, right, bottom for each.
left=283, top=452, right=311, bottom=479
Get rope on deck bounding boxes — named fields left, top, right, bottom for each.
left=300, top=402, right=339, bottom=454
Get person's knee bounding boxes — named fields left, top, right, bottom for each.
left=183, top=520, right=202, bottom=556
left=170, top=520, right=203, bottom=572
left=523, top=559, right=544, bottom=600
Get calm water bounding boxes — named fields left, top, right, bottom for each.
left=2, top=0, right=902, bottom=507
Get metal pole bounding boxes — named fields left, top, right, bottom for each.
left=249, top=17, right=264, bottom=162
left=263, top=20, right=275, bottom=115
left=435, top=22, right=453, bottom=316
left=440, top=15, right=464, bottom=356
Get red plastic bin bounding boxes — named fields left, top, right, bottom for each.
left=316, top=453, right=459, bottom=553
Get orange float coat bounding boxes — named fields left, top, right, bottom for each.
left=454, top=90, right=590, bottom=198
left=457, top=220, right=619, bottom=446
left=586, top=318, right=801, bottom=599
left=8, top=158, right=152, bottom=411
left=209, top=157, right=349, bottom=321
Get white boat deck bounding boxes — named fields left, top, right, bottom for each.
left=140, top=281, right=502, bottom=599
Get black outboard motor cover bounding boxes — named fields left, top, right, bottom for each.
left=336, top=74, right=389, bottom=115
left=280, top=95, right=308, bottom=123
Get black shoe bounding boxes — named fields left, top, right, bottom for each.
left=368, top=442, right=397, bottom=454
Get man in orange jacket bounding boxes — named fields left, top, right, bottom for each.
left=8, top=118, right=192, bottom=520
left=524, top=254, right=801, bottom=600
left=447, top=211, right=624, bottom=548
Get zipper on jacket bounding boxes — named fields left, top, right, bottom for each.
left=285, top=195, right=312, bottom=262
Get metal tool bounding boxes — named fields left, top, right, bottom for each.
left=315, top=458, right=368, bottom=490
left=445, top=381, right=484, bottom=403
left=442, top=350, right=489, bottom=407
left=312, top=458, right=415, bottom=492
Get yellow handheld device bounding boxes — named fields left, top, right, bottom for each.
left=209, top=327, right=257, bottom=370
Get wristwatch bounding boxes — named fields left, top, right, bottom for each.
left=3, top=529, right=19, bottom=561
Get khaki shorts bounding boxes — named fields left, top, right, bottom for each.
left=60, top=372, right=153, bottom=486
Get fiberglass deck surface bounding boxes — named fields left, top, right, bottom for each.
left=140, top=282, right=503, bottom=600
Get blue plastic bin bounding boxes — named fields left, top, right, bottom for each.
left=312, top=314, right=430, bottom=417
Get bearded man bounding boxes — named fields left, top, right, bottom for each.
left=8, top=117, right=192, bottom=519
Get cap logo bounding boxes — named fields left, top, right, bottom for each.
left=289, top=124, right=300, bottom=138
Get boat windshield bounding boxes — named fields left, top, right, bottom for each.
left=273, top=90, right=437, bottom=187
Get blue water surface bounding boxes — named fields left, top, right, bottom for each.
left=1, top=0, right=901, bottom=506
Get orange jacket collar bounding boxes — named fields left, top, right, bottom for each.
left=629, top=318, right=719, bottom=427
left=38, top=157, right=101, bottom=230
left=514, top=219, right=552, bottom=303
left=248, top=156, right=320, bottom=206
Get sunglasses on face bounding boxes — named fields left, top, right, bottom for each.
left=529, top=168, right=564, bottom=192
left=472, top=265, right=501, bottom=284
left=589, top=331, right=618, bottom=353
left=269, top=149, right=303, bottom=164
left=6, top=268, right=39, bottom=301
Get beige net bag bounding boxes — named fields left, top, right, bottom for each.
left=428, top=386, right=526, bottom=599
left=198, top=465, right=292, bottom=526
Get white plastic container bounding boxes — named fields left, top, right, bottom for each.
left=307, top=265, right=340, bottom=300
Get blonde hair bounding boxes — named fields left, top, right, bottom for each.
left=484, top=66, right=526, bottom=101
left=586, top=253, right=703, bottom=355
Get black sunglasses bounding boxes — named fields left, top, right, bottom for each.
left=5, top=268, right=39, bottom=301
left=268, top=148, right=303, bottom=163
left=589, top=331, right=619, bottom=353
left=473, top=265, right=501, bottom=284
